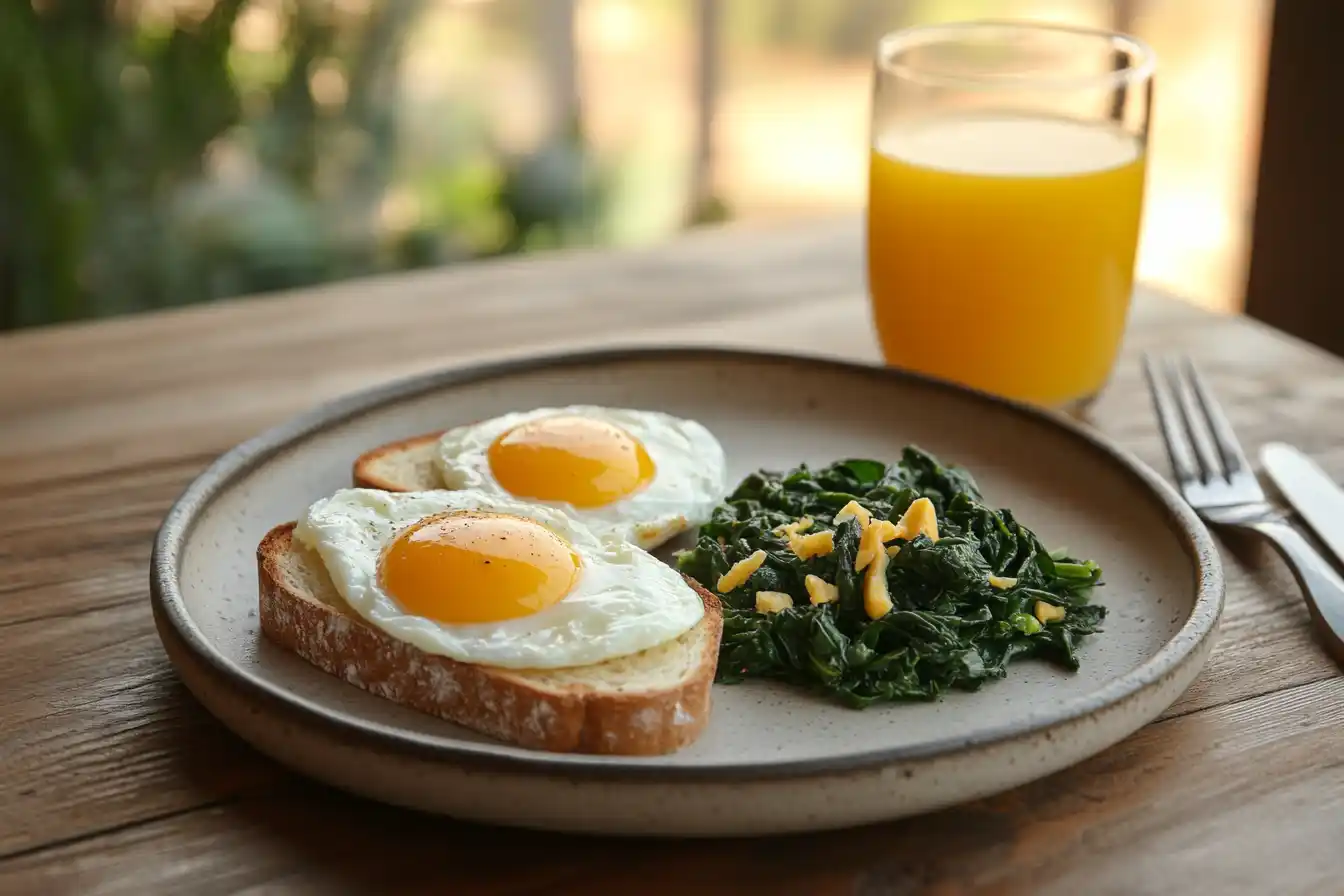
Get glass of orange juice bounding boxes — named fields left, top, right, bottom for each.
left=867, top=22, right=1154, bottom=408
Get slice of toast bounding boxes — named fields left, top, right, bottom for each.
left=257, top=523, right=722, bottom=755
left=354, top=432, right=444, bottom=491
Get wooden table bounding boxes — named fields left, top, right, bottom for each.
left=2, top=218, right=1342, bottom=894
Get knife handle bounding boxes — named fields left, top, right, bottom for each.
left=1246, top=518, right=1344, bottom=667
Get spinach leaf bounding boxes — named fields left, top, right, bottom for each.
left=677, top=448, right=1107, bottom=708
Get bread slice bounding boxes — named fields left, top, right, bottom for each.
left=257, top=523, right=722, bottom=755
left=354, top=432, right=444, bottom=491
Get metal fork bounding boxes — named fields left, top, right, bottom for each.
left=1144, top=355, right=1344, bottom=665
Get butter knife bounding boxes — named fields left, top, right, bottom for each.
left=1261, top=442, right=1344, bottom=569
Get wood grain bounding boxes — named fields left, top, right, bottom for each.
left=2, top=678, right=1340, bottom=895
left=0, top=506, right=1330, bottom=863
left=1, top=217, right=1342, bottom=893
left=0, top=604, right=284, bottom=857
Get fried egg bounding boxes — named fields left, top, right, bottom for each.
left=433, top=406, right=727, bottom=549
left=293, top=488, right=705, bottom=669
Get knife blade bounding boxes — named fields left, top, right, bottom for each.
left=1261, top=442, right=1344, bottom=569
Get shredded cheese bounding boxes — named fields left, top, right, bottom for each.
left=755, top=591, right=794, bottom=613
left=773, top=516, right=813, bottom=538
left=855, top=519, right=900, bottom=571
left=894, top=497, right=940, bottom=543
left=863, top=543, right=894, bottom=619
left=789, top=529, right=835, bottom=560
left=832, top=500, right=872, bottom=528
left=717, top=550, right=767, bottom=593
left=804, top=574, right=839, bottom=605
left=1034, top=600, right=1067, bottom=624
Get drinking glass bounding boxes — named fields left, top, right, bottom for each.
left=867, top=21, right=1155, bottom=407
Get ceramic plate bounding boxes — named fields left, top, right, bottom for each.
left=152, top=348, right=1222, bottom=836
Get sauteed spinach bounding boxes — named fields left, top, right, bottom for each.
left=676, top=447, right=1106, bottom=707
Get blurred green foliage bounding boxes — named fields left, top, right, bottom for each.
left=0, top=0, right=1040, bottom=332
left=0, top=0, right=609, bottom=330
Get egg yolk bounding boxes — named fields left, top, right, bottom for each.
left=486, top=415, right=656, bottom=508
left=378, top=511, right=580, bottom=624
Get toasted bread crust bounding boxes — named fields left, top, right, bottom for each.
left=351, top=431, right=444, bottom=491
left=257, top=523, right=721, bottom=755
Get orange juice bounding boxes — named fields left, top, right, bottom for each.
left=867, top=114, right=1146, bottom=405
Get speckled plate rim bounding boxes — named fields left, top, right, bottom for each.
left=151, top=346, right=1224, bottom=782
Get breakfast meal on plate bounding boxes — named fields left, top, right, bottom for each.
left=257, top=409, right=1106, bottom=754
left=351, top=406, right=727, bottom=550
left=257, top=488, right=722, bottom=755
left=675, top=447, right=1106, bottom=708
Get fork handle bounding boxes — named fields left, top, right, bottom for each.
left=1244, top=518, right=1344, bottom=666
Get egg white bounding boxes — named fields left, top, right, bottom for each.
left=433, top=406, right=727, bottom=550
left=293, top=488, right=705, bottom=669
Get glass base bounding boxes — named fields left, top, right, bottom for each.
left=1058, top=391, right=1100, bottom=422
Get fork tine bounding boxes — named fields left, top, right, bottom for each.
left=1168, top=356, right=1226, bottom=483
left=1181, top=358, right=1252, bottom=476
left=1143, top=354, right=1201, bottom=486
